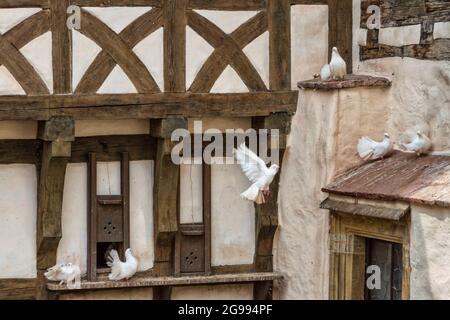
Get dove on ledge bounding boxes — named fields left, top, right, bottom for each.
left=234, top=143, right=280, bottom=204
left=401, top=131, right=432, bottom=156
left=357, top=133, right=393, bottom=161
left=45, top=262, right=81, bottom=288
left=107, top=248, right=138, bottom=281
left=320, top=64, right=331, bottom=81
left=330, top=47, right=347, bottom=80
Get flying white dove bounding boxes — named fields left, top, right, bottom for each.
left=107, top=248, right=138, bottom=281
left=234, top=143, right=280, bottom=204
left=401, top=131, right=432, bottom=156
left=330, top=47, right=347, bottom=80
left=45, top=262, right=81, bottom=289
left=320, top=64, right=331, bottom=81
left=357, top=133, right=393, bottom=161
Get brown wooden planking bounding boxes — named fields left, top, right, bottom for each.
left=51, top=0, right=72, bottom=94
left=79, top=10, right=160, bottom=93
left=361, top=0, right=450, bottom=28
left=76, top=8, right=163, bottom=94
left=0, top=91, right=298, bottom=120
left=164, top=0, right=187, bottom=93
left=187, top=10, right=268, bottom=92
left=268, top=0, right=291, bottom=90
left=323, top=151, right=450, bottom=207
left=328, top=0, right=353, bottom=74
left=0, top=36, right=49, bottom=95
left=0, top=279, right=36, bottom=300
left=290, top=0, right=327, bottom=4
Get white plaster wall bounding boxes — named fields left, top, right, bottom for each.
left=0, top=121, right=37, bottom=139
left=211, top=162, right=255, bottom=266
left=172, top=284, right=253, bottom=300
left=180, top=164, right=203, bottom=224
left=410, top=205, right=450, bottom=299
left=434, top=22, right=450, bottom=40
left=0, top=165, right=37, bottom=278
left=378, top=25, right=422, bottom=46
left=57, top=161, right=154, bottom=273
left=291, top=5, right=329, bottom=83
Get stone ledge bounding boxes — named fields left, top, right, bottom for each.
left=297, top=74, right=392, bottom=90
left=47, top=272, right=283, bottom=292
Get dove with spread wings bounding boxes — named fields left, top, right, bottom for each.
left=107, top=248, right=138, bottom=281
left=45, top=262, right=81, bottom=289
left=234, top=143, right=280, bottom=204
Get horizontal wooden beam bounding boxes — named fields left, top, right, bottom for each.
left=0, top=0, right=49, bottom=8
left=71, top=135, right=156, bottom=162
left=290, top=0, right=327, bottom=4
left=72, top=0, right=162, bottom=6
left=47, top=272, right=283, bottom=291
left=0, top=279, right=36, bottom=300
left=0, top=91, right=298, bottom=120
left=188, top=0, right=266, bottom=10
left=0, top=140, right=41, bottom=164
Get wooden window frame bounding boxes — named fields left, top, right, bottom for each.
left=329, top=211, right=411, bottom=300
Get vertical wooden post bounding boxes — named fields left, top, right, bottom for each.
left=328, top=0, right=353, bottom=74
left=151, top=117, right=187, bottom=276
left=252, top=113, right=292, bottom=272
left=87, top=152, right=97, bottom=281
left=164, top=0, right=187, bottom=92
left=121, top=152, right=130, bottom=252
left=153, top=286, right=172, bottom=300
left=51, top=0, right=72, bottom=94
left=36, top=116, right=74, bottom=300
left=268, top=0, right=291, bottom=90
left=253, top=280, right=274, bottom=300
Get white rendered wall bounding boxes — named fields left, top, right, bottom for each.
left=0, top=165, right=37, bottom=278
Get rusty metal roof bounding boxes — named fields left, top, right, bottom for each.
left=322, top=151, right=450, bottom=207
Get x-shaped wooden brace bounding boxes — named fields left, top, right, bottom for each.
left=187, top=10, right=268, bottom=93
left=76, top=8, right=163, bottom=94
left=0, top=10, right=50, bottom=95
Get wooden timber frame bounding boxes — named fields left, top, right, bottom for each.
left=0, top=0, right=353, bottom=300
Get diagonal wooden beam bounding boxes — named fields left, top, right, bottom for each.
left=0, top=35, right=49, bottom=95
left=75, top=8, right=163, bottom=94
left=3, top=10, right=50, bottom=48
left=79, top=10, right=160, bottom=93
left=187, top=10, right=268, bottom=93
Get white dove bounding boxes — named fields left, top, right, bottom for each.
left=357, top=133, right=393, bottom=161
left=320, top=64, right=331, bottom=81
left=401, top=131, right=432, bottom=156
left=106, top=248, right=138, bottom=281
left=330, top=47, right=347, bottom=80
left=45, top=262, right=81, bottom=288
left=234, top=143, right=280, bottom=204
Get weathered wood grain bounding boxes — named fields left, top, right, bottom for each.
left=0, top=140, right=41, bottom=164
left=75, top=8, right=163, bottom=94
left=3, top=10, right=50, bottom=49
left=328, top=0, right=353, bottom=74
left=0, top=91, right=298, bottom=120
left=51, top=0, right=71, bottom=94
left=298, top=74, right=392, bottom=90
left=0, top=279, right=36, bottom=300
left=73, top=0, right=161, bottom=6
left=164, top=0, right=187, bottom=93
left=188, top=0, right=267, bottom=10
left=268, top=0, right=291, bottom=90
left=0, top=0, right=49, bottom=7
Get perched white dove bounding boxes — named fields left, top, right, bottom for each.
left=234, top=143, right=280, bottom=204
left=320, top=64, right=331, bottom=81
left=330, top=47, right=347, bottom=80
left=401, top=131, right=432, bottom=156
left=357, top=133, right=393, bottom=161
left=107, top=248, right=138, bottom=281
left=45, top=262, right=81, bottom=289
